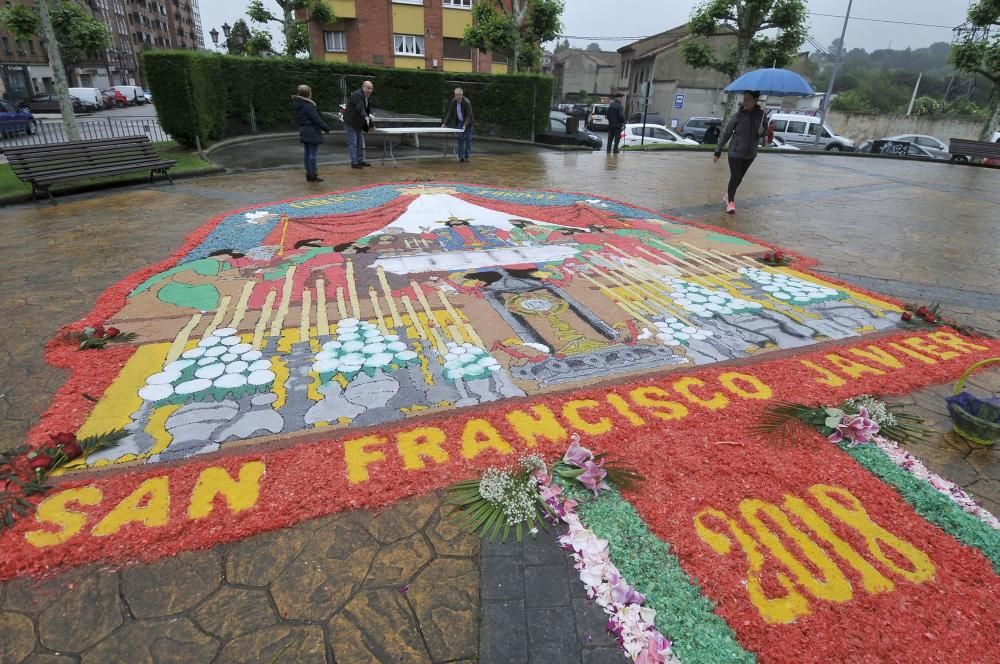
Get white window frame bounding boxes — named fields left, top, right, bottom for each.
left=323, top=30, right=346, bottom=53
left=394, top=34, right=425, bottom=56
left=392, top=0, right=424, bottom=5
left=443, top=0, right=472, bottom=8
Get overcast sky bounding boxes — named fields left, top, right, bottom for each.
left=199, top=0, right=969, bottom=55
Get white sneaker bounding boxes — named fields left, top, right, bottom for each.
left=726, top=201, right=736, bottom=214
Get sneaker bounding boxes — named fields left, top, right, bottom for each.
left=351, top=163, right=363, bottom=169
left=360, top=161, right=372, bottom=167
left=726, top=201, right=736, bottom=214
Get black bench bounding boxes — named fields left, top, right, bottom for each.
left=3, top=135, right=176, bottom=203
left=948, top=137, right=1000, bottom=164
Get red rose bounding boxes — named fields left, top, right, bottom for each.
left=923, top=312, right=937, bottom=323
left=29, top=455, right=54, bottom=471
left=764, top=252, right=774, bottom=261
left=106, top=327, right=121, bottom=338
left=901, top=312, right=912, bottom=322
left=915, top=306, right=928, bottom=317
left=92, top=324, right=106, bottom=338
left=50, top=432, right=77, bottom=446
left=774, top=251, right=784, bottom=261
left=61, top=442, right=83, bottom=459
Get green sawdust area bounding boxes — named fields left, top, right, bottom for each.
left=0, top=142, right=221, bottom=205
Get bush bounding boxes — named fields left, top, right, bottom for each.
left=829, top=90, right=876, bottom=114
left=911, top=96, right=941, bottom=116
left=141, top=51, right=553, bottom=147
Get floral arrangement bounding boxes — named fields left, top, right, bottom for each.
left=756, top=249, right=791, bottom=266
left=752, top=394, right=931, bottom=447
left=0, top=429, right=127, bottom=529
left=73, top=323, right=136, bottom=350
left=899, top=303, right=988, bottom=338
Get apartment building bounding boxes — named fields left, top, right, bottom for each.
left=307, top=0, right=509, bottom=74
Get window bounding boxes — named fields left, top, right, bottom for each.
left=770, top=120, right=787, bottom=132
left=786, top=120, right=807, bottom=134
left=914, top=136, right=938, bottom=149
left=394, top=34, right=424, bottom=56
left=0, top=99, right=15, bottom=113
left=443, top=37, right=470, bottom=60
left=549, top=117, right=566, bottom=132
left=443, top=0, right=472, bottom=6
left=807, top=124, right=832, bottom=138
left=324, top=31, right=346, bottom=52
left=650, top=128, right=675, bottom=141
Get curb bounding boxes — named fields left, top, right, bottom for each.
left=622, top=144, right=999, bottom=166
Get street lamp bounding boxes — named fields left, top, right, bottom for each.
left=221, top=23, right=232, bottom=40
left=209, top=27, right=219, bottom=48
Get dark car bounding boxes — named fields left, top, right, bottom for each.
left=680, top=116, right=723, bottom=142
left=536, top=112, right=603, bottom=149
left=627, top=111, right=667, bottom=126
left=24, top=93, right=82, bottom=114
left=102, top=88, right=129, bottom=109
left=0, top=98, right=36, bottom=136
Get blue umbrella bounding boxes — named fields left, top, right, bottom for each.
left=723, top=68, right=815, bottom=97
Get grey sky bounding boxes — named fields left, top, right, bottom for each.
left=199, top=1, right=969, bottom=56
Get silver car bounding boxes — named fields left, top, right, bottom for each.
left=883, top=134, right=950, bottom=160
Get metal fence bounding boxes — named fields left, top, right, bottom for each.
left=0, top=116, right=172, bottom=149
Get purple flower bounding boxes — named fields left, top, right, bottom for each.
left=562, top=438, right=594, bottom=468
left=828, top=406, right=880, bottom=446
left=609, top=574, right=646, bottom=605
left=577, top=459, right=610, bottom=496
left=606, top=618, right=622, bottom=636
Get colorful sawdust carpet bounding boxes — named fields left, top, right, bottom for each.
left=3, top=184, right=998, bottom=662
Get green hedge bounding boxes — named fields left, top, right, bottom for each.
left=141, top=51, right=552, bottom=147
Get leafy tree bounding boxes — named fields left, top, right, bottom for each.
left=681, top=0, right=807, bottom=112
left=829, top=90, right=876, bottom=114
left=246, top=0, right=334, bottom=58
left=586, top=42, right=601, bottom=51
left=225, top=19, right=273, bottom=57
left=554, top=38, right=570, bottom=53
left=950, top=0, right=1000, bottom=139
left=0, top=0, right=109, bottom=84
left=911, top=96, right=942, bottom=116
left=463, top=0, right=564, bottom=73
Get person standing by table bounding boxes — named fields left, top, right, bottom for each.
left=606, top=92, right=626, bottom=154
left=713, top=90, right=766, bottom=214
left=443, top=88, right=474, bottom=163
left=345, top=80, right=375, bottom=169
left=292, top=84, right=330, bottom=183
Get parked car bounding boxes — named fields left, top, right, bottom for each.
left=536, top=111, right=603, bottom=149
left=627, top=111, right=667, bottom=126
left=620, top=123, right=699, bottom=148
left=680, top=116, right=723, bottom=142
left=112, top=85, right=147, bottom=105
left=102, top=88, right=129, bottom=108
left=68, top=87, right=103, bottom=112
left=587, top=103, right=609, bottom=131
left=143, top=89, right=153, bottom=103
left=23, top=93, right=83, bottom=114
left=857, top=139, right=937, bottom=160
left=768, top=136, right=799, bottom=151
left=0, top=98, right=36, bottom=136
left=768, top=113, right=854, bottom=151
left=881, top=134, right=950, bottom=159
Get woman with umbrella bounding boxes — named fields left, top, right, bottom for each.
left=713, top=90, right=766, bottom=214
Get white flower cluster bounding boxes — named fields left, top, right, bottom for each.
left=653, top=317, right=714, bottom=346
left=845, top=395, right=897, bottom=426
left=738, top=267, right=840, bottom=304
left=312, top=318, right=417, bottom=379
left=443, top=341, right=501, bottom=382
left=664, top=278, right=762, bottom=318
left=140, top=328, right=275, bottom=403
left=478, top=468, right=540, bottom=526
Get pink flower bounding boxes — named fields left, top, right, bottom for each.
left=636, top=634, right=673, bottom=664
left=609, top=573, right=645, bottom=605
left=578, top=459, right=610, bottom=495
left=563, top=438, right=593, bottom=468
left=827, top=406, right=880, bottom=446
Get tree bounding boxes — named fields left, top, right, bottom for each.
left=681, top=0, right=808, bottom=112
left=586, top=42, right=601, bottom=51
left=463, top=0, right=565, bottom=74
left=950, top=0, right=1000, bottom=140
left=225, top=19, right=273, bottom=57
left=245, top=0, right=334, bottom=58
left=554, top=38, right=570, bottom=53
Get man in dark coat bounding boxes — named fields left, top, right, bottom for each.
left=606, top=92, right=626, bottom=154
left=292, top=84, right=331, bottom=183
left=344, top=80, right=374, bottom=169
left=442, top=88, right=474, bottom=162
left=713, top=90, right=766, bottom=214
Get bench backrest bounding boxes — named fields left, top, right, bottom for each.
left=4, top=136, right=161, bottom=179
left=948, top=138, right=1000, bottom=157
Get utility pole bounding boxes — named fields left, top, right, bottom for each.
left=905, top=73, right=923, bottom=116
left=813, top=0, right=853, bottom=149
left=37, top=0, right=79, bottom=141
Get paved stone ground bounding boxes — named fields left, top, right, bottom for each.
left=0, top=150, right=997, bottom=662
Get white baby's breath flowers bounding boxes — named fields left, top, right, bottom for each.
left=844, top=394, right=897, bottom=426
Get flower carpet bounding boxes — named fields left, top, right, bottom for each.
left=2, top=183, right=999, bottom=662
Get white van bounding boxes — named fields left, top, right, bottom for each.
left=112, top=85, right=147, bottom=105
left=768, top=113, right=854, bottom=151
left=587, top=103, right=609, bottom=131
left=68, top=87, right=102, bottom=111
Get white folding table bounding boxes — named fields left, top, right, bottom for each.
left=374, top=127, right=465, bottom=166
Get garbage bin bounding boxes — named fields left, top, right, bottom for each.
left=566, top=116, right=579, bottom=134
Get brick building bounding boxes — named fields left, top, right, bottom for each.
left=306, top=0, right=509, bottom=74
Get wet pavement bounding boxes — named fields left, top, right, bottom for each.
left=0, top=149, right=998, bottom=662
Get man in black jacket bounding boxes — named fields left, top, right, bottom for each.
left=344, top=80, right=374, bottom=169
left=442, top=88, right=474, bottom=162
left=606, top=93, right=626, bottom=154
left=713, top=90, right=766, bottom=214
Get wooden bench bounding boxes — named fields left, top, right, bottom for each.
left=948, top=137, right=1000, bottom=164
left=2, top=135, right=176, bottom=203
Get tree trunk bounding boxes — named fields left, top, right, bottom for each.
left=727, top=41, right=752, bottom=117
left=38, top=0, right=79, bottom=141
left=510, top=42, right=519, bottom=74
left=283, top=5, right=296, bottom=56
left=981, top=85, right=1000, bottom=141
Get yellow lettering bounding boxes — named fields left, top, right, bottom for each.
left=719, top=372, right=773, bottom=400
left=673, top=377, right=729, bottom=410
left=24, top=487, right=102, bottom=548
left=824, top=353, right=886, bottom=379
left=900, top=337, right=959, bottom=361
left=629, top=386, right=689, bottom=421
left=810, top=485, right=935, bottom=583
left=562, top=399, right=613, bottom=435
left=605, top=393, right=645, bottom=426
left=801, top=359, right=847, bottom=387
left=461, top=418, right=514, bottom=459
left=344, top=435, right=389, bottom=484
left=92, top=477, right=170, bottom=537
left=927, top=331, right=988, bottom=353
left=187, top=462, right=266, bottom=521
left=847, top=346, right=905, bottom=369
left=887, top=342, right=937, bottom=365
left=396, top=427, right=450, bottom=470
left=505, top=405, right=567, bottom=448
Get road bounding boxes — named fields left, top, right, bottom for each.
left=0, top=102, right=169, bottom=153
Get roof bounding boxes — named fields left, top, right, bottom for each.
left=619, top=23, right=736, bottom=60
left=552, top=48, right=620, bottom=68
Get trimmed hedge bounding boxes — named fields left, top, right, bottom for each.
left=141, top=51, right=553, bottom=147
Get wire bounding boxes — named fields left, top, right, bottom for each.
left=807, top=12, right=958, bottom=30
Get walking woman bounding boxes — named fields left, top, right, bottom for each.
left=713, top=90, right=766, bottom=214
left=292, top=84, right=330, bottom=183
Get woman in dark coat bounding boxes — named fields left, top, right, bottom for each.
left=292, top=85, right=331, bottom=183
left=713, top=90, right=766, bottom=214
